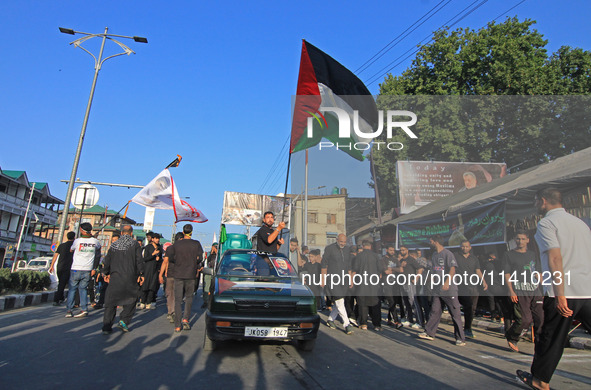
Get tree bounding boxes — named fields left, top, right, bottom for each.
left=372, top=18, right=591, bottom=212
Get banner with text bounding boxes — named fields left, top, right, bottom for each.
left=397, top=200, right=506, bottom=249
left=397, top=161, right=507, bottom=214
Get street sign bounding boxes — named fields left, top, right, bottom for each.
left=72, top=184, right=99, bottom=209
left=51, top=243, right=57, bottom=252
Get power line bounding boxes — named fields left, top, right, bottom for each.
left=364, top=0, right=528, bottom=86
left=364, top=0, right=491, bottom=86
left=355, top=0, right=452, bottom=75
left=257, top=135, right=290, bottom=193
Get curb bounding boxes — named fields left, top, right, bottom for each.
left=0, top=291, right=55, bottom=312
left=440, top=312, right=590, bottom=351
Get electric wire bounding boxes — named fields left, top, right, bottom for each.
left=355, top=0, right=452, bottom=75
left=363, top=0, right=492, bottom=86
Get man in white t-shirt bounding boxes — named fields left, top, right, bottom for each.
left=65, top=222, right=101, bottom=318
left=517, top=188, right=591, bottom=390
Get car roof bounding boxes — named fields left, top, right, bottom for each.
left=222, top=249, right=288, bottom=258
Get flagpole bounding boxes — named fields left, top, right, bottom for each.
left=303, top=149, right=308, bottom=245
left=280, top=151, right=292, bottom=238
left=369, top=149, right=383, bottom=225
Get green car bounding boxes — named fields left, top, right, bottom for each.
left=203, top=249, right=320, bottom=351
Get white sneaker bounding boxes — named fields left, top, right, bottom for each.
left=402, top=320, right=411, bottom=326
left=137, top=303, right=145, bottom=309
left=418, top=332, right=434, bottom=341
left=411, top=323, right=421, bottom=329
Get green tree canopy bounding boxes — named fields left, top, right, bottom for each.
left=373, top=17, right=591, bottom=212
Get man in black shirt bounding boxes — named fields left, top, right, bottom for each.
left=49, top=231, right=76, bottom=306
left=255, top=211, right=285, bottom=253
left=503, top=230, right=543, bottom=353
left=168, top=224, right=204, bottom=332
left=455, top=240, right=487, bottom=338
left=321, top=233, right=354, bottom=335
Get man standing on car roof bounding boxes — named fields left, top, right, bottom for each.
left=255, top=211, right=285, bottom=253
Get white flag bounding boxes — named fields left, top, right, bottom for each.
left=131, top=169, right=208, bottom=223
left=131, top=169, right=174, bottom=209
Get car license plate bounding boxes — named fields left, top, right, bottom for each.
left=244, top=326, right=288, bottom=338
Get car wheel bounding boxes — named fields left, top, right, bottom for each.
left=297, top=339, right=315, bottom=352
left=203, top=332, right=217, bottom=351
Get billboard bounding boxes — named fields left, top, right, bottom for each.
left=221, top=191, right=291, bottom=227
left=397, top=200, right=506, bottom=249
left=397, top=161, right=506, bottom=214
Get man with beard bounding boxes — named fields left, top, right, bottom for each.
left=516, top=188, right=591, bottom=390
left=353, top=240, right=384, bottom=331
left=418, top=234, right=466, bottom=346
left=504, top=231, right=543, bottom=353
left=255, top=211, right=285, bottom=253
left=101, top=225, right=144, bottom=334
left=455, top=240, right=487, bottom=339
left=381, top=245, right=403, bottom=329
left=321, top=233, right=354, bottom=335
left=140, top=233, right=163, bottom=310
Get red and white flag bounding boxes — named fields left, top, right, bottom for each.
left=131, top=169, right=208, bottom=223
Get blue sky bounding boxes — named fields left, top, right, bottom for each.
left=1, top=0, right=590, bottom=246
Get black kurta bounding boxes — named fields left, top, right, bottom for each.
left=102, top=236, right=143, bottom=306
left=142, top=243, right=162, bottom=292
left=353, top=249, right=385, bottom=307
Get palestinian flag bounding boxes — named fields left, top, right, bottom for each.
left=290, top=40, right=378, bottom=161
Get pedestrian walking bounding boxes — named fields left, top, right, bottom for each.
left=168, top=224, right=204, bottom=332
left=65, top=222, right=101, bottom=318
left=100, top=225, right=144, bottom=334
left=516, top=188, right=591, bottom=389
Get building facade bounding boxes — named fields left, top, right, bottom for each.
left=0, top=169, right=63, bottom=266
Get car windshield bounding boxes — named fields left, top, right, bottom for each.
left=29, top=260, right=47, bottom=266
left=218, top=251, right=297, bottom=277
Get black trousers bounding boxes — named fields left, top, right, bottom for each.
left=102, top=303, right=137, bottom=331
left=505, top=295, right=544, bottom=344
left=531, top=297, right=591, bottom=383
left=358, top=297, right=381, bottom=327
left=384, top=295, right=401, bottom=323
left=174, top=278, right=196, bottom=328
left=54, top=270, right=70, bottom=303
left=458, top=295, right=478, bottom=331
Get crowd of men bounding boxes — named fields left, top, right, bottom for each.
left=284, top=188, right=590, bottom=390
left=50, top=223, right=205, bottom=334
left=48, top=188, right=590, bottom=389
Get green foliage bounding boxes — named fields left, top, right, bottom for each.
left=374, top=17, right=591, bottom=211
left=0, top=270, right=50, bottom=294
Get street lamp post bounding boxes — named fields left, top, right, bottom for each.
left=56, top=27, right=147, bottom=245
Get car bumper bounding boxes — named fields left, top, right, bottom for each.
left=206, top=311, right=320, bottom=342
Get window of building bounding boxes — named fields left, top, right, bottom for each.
left=326, top=232, right=338, bottom=245
left=326, top=213, right=337, bottom=224
left=307, top=234, right=316, bottom=245
left=307, top=212, right=318, bottom=224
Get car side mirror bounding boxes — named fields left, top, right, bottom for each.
left=202, top=267, right=214, bottom=276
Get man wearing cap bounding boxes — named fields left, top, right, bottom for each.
left=101, top=225, right=144, bottom=334
left=65, top=222, right=101, bottom=318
